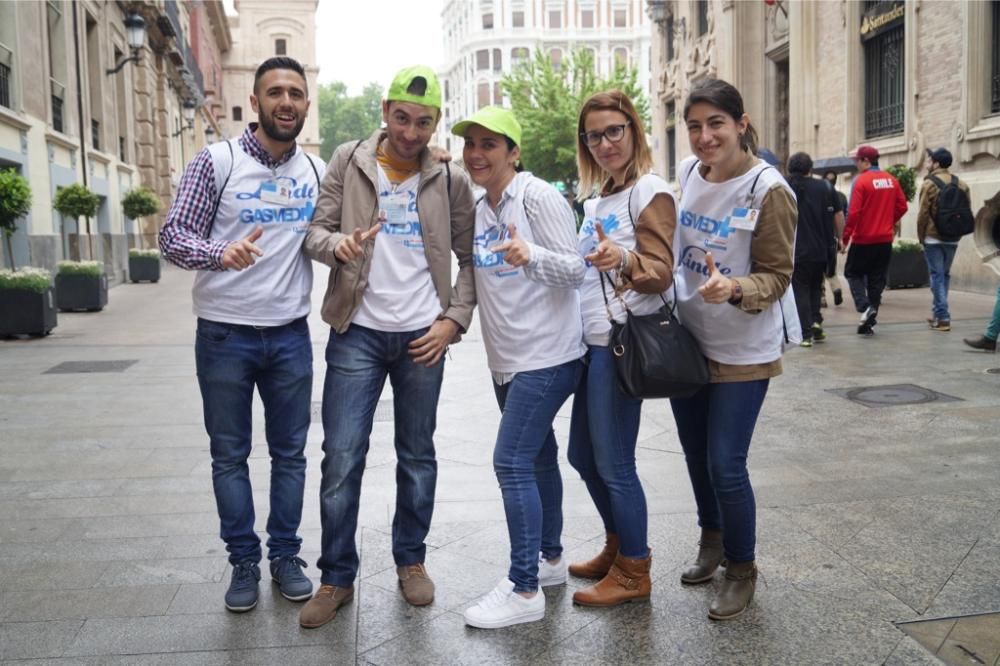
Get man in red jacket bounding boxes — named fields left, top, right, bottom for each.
left=842, top=145, right=909, bottom=335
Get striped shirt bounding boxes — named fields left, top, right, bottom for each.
left=159, top=123, right=300, bottom=271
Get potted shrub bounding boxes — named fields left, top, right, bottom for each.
left=53, top=182, right=100, bottom=262
left=55, top=259, right=108, bottom=311
left=887, top=238, right=929, bottom=289
left=0, top=168, right=32, bottom=272
left=885, top=164, right=917, bottom=203
left=128, top=248, right=161, bottom=282
left=0, top=267, right=57, bottom=337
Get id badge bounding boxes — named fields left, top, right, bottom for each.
left=379, top=192, right=409, bottom=227
left=260, top=180, right=291, bottom=205
left=729, top=207, right=759, bottom=231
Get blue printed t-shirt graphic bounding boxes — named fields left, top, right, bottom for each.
left=578, top=213, right=622, bottom=266
left=474, top=224, right=519, bottom=277
left=378, top=189, right=424, bottom=251
left=679, top=207, right=737, bottom=252
left=238, top=176, right=316, bottom=232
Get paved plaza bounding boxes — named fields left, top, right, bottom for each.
left=1, top=265, right=998, bottom=665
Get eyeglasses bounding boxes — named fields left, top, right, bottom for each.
left=580, top=122, right=631, bottom=148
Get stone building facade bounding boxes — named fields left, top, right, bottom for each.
left=220, top=0, right=321, bottom=155
left=437, top=0, right=653, bottom=158
left=0, top=0, right=232, bottom=280
left=647, top=0, right=1000, bottom=292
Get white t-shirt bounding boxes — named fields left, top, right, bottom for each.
left=473, top=172, right=585, bottom=374
left=578, top=173, right=676, bottom=346
left=674, top=156, right=791, bottom=364
left=352, top=168, right=441, bottom=332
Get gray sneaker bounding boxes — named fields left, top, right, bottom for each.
left=225, top=562, right=261, bottom=612
left=270, top=556, right=313, bottom=601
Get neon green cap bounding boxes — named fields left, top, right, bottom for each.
left=386, top=65, right=442, bottom=110
left=451, top=106, right=523, bottom=147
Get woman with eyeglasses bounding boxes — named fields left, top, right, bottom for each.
left=566, top=90, right=677, bottom=607
left=451, top=107, right=587, bottom=629
left=671, top=78, right=796, bottom=621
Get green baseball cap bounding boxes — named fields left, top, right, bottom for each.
left=451, top=106, right=523, bottom=147
left=386, top=65, right=442, bottom=110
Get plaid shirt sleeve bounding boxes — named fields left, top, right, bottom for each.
left=158, top=148, right=231, bottom=271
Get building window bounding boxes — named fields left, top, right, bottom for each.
left=494, top=82, right=502, bottom=104
left=550, top=48, right=563, bottom=72
left=512, top=10, right=524, bottom=27
left=666, top=14, right=675, bottom=60
left=91, top=119, right=100, bottom=151
left=46, top=0, right=67, bottom=132
left=0, top=1, right=14, bottom=110
left=275, top=39, right=286, bottom=55
left=613, top=47, right=629, bottom=69
left=512, top=46, right=529, bottom=65
left=614, top=8, right=627, bottom=28
left=862, top=1, right=905, bottom=138
left=119, top=136, right=126, bottom=161
left=52, top=94, right=63, bottom=132
left=477, top=82, right=490, bottom=110
left=992, top=0, right=1000, bottom=113
left=665, top=102, right=677, bottom=181
left=0, top=51, right=10, bottom=109
left=548, top=9, right=562, bottom=29
left=696, top=0, right=709, bottom=36
left=476, top=49, right=490, bottom=70
left=444, top=79, right=450, bottom=101
left=581, top=9, right=594, bottom=28
left=232, top=106, right=242, bottom=122
left=482, top=13, right=493, bottom=29
left=492, top=48, right=502, bottom=72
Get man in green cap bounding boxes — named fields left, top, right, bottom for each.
left=300, top=65, right=476, bottom=628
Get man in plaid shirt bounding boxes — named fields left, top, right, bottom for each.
left=159, top=57, right=325, bottom=614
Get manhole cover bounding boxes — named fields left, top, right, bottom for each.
left=986, top=368, right=1000, bottom=375
left=827, top=384, right=962, bottom=408
left=311, top=398, right=393, bottom=422
left=44, top=360, right=138, bottom=374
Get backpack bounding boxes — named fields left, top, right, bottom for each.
left=928, top=175, right=974, bottom=241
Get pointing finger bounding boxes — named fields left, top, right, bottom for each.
left=705, top=252, right=717, bottom=275
left=493, top=240, right=512, bottom=254
left=595, top=222, right=608, bottom=242
left=361, top=222, right=383, bottom=242
left=507, top=224, right=519, bottom=240
left=245, top=225, right=263, bottom=243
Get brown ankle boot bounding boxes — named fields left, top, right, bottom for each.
left=573, top=551, right=651, bottom=607
left=708, top=560, right=757, bottom=621
left=568, top=533, right=619, bottom=579
left=679, top=529, right=723, bottom=585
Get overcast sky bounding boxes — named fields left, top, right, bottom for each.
left=225, top=0, right=446, bottom=96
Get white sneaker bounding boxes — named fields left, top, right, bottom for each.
left=538, top=553, right=567, bottom=587
left=464, top=578, right=545, bottom=629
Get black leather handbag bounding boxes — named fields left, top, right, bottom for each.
left=601, top=273, right=709, bottom=400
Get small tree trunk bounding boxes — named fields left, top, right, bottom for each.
left=85, top=215, right=94, bottom=261
left=3, top=234, right=15, bottom=272
left=136, top=217, right=144, bottom=250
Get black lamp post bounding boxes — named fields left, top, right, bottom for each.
left=106, top=13, right=147, bottom=75
left=171, top=99, right=197, bottom=137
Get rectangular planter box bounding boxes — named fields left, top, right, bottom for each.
left=887, top=251, right=929, bottom=289
left=0, top=287, right=58, bottom=337
left=128, top=257, right=161, bottom=283
left=55, top=273, right=108, bottom=311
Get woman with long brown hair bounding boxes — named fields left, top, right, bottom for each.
left=566, top=90, right=677, bottom=606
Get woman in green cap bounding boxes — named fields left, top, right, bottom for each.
left=453, top=106, right=587, bottom=629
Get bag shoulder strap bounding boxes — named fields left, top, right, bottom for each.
left=303, top=152, right=322, bottom=192
left=927, top=174, right=947, bottom=191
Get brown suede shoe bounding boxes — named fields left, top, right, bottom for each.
left=572, top=551, right=651, bottom=607
left=299, top=584, right=354, bottom=628
left=397, top=563, right=434, bottom=606
left=680, top=529, right=724, bottom=584
left=708, top=560, right=757, bottom=621
left=568, top=533, right=619, bottom=579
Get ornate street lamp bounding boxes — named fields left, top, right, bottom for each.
left=106, top=13, right=147, bottom=75
left=172, top=99, right=197, bottom=137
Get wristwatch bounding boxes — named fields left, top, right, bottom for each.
left=728, top=281, right=743, bottom=305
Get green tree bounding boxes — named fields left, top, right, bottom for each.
left=121, top=186, right=161, bottom=250
left=53, top=183, right=100, bottom=261
left=318, top=81, right=384, bottom=161
left=501, top=48, right=650, bottom=193
left=0, top=169, right=32, bottom=271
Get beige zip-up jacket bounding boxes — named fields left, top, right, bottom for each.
left=304, top=129, right=477, bottom=334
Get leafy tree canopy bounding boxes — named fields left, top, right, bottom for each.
left=319, top=81, right=384, bottom=161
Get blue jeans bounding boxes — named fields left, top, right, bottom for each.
left=195, top=317, right=312, bottom=565
left=567, top=346, right=648, bottom=558
left=317, top=324, right=444, bottom=587
left=924, top=242, right=958, bottom=321
left=670, top=379, right=769, bottom=564
left=988, top=284, right=1000, bottom=341
left=492, top=359, right=582, bottom=593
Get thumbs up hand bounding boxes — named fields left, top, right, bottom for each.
left=697, top=251, right=735, bottom=303
left=222, top=225, right=265, bottom=270
left=492, top=224, right=531, bottom=267
left=584, top=221, right=626, bottom=273
left=334, top=222, right=383, bottom=263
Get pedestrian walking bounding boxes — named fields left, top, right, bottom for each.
left=918, top=147, right=973, bottom=332
left=671, top=78, right=798, bottom=621
left=821, top=170, right=848, bottom=308
left=566, top=90, right=676, bottom=608
left=159, top=57, right=324, bottom=613
left=451, top=107, right=586, bottom=629
left=842, top=145, right=908, bottom=335
left=299, top=65, right=477, bottom=629
left=788, top=152, right=839, bottom=346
